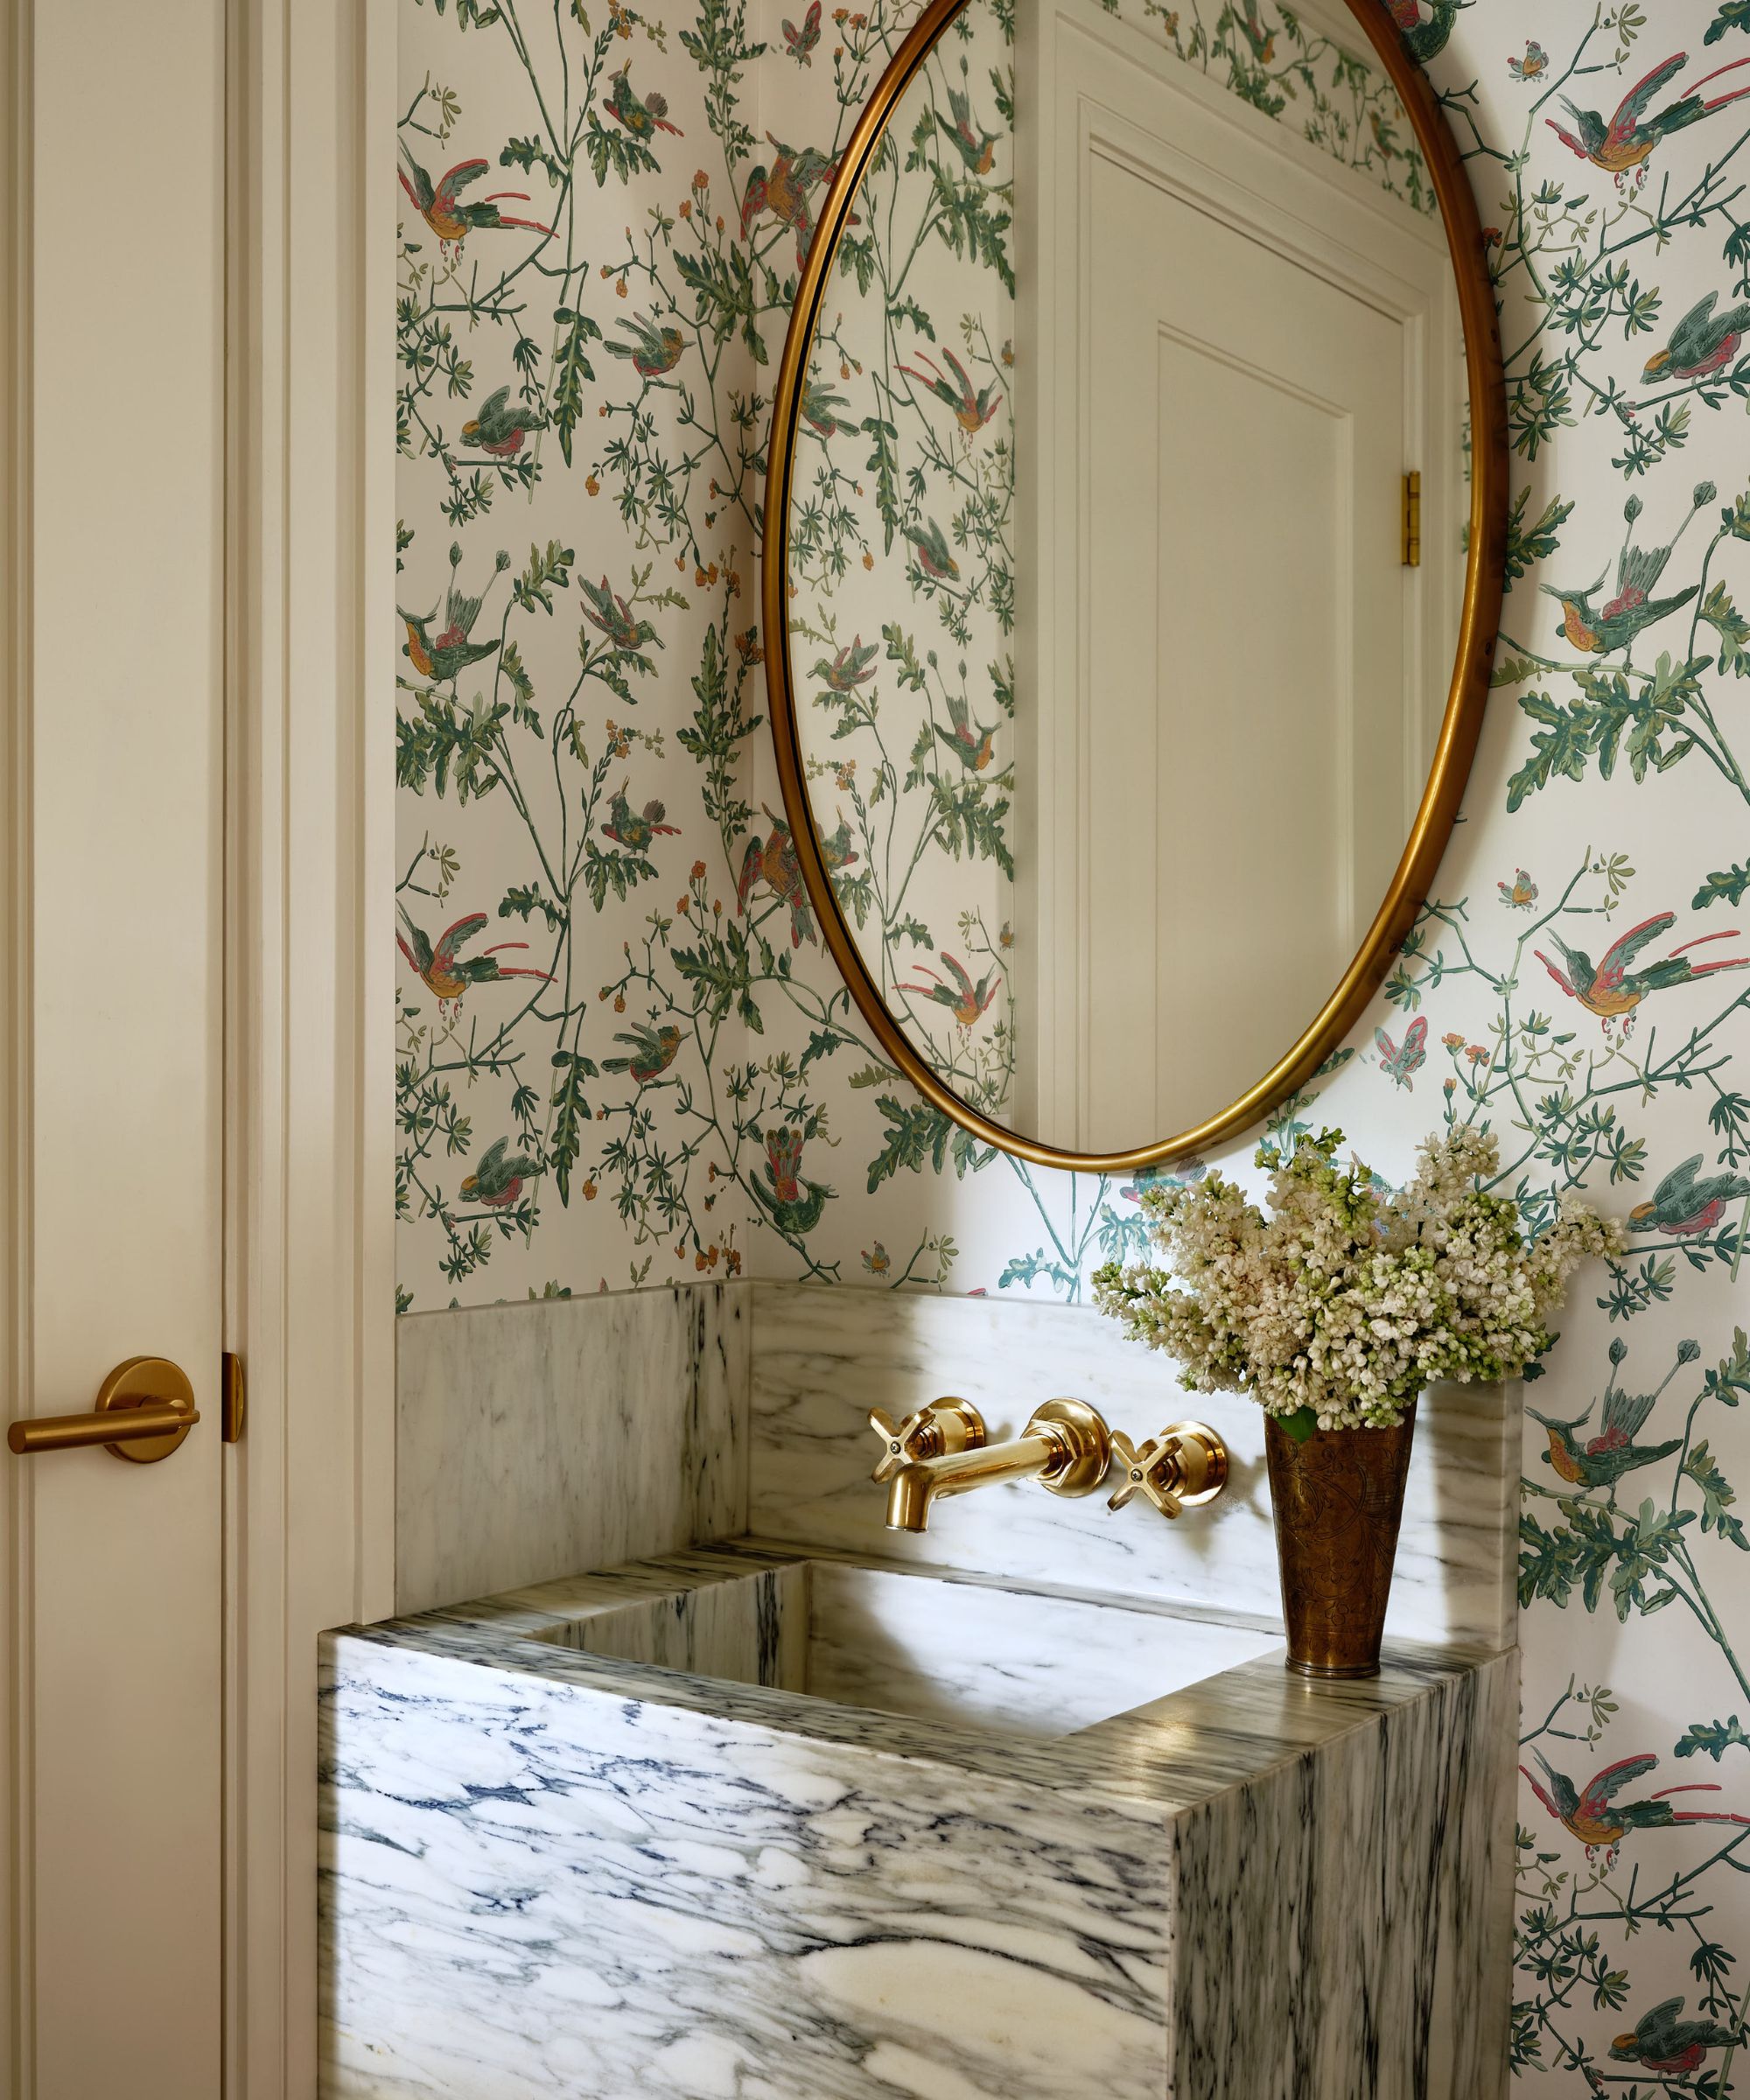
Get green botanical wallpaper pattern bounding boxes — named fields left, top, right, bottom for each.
left=397, top=0, right=1750, bottom=2082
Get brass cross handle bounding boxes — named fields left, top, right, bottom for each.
left=868, top=1398, right=987, bottom=1483
left=1108, top=1423, right=1228, bottom=1519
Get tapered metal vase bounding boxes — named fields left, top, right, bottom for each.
left=1264, top=1401, right=1418, bottom=1678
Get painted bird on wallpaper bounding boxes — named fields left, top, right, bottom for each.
left=782, top=0, right=822, bottom=65
left=1382, top=0, right=1461, bottom=65
left=1608, top=1997, right=1745, bottom=2074
left=739, top=136, right=843, bottom=263
left=752, top=1124, right=831, bottom=1236
left=600, top=781, right=681, bottom=853
left=397, top=146, right=552, bottom=248
left=603, top=62, right=682, bottom=140
left=738, top=809, right=816, bottom=948
left=1534, top=911, right=1750, bottom=1031
left=933, top=689, right=1001, bottom=773
left=458, top=1136, right=543, bottom=1210
left=813, top=634, right=878, bottom=693
left=1521, top=1752, right=1750, bottom=1866
left=800, top=375, right=850, bottom=439
left=580, top=575, right=663, bottom=654
left=601, top=1022, right=683, bottom=1083
left=905, top=518, right=961, bottom=584
left=399, top=555, right=505, bottom=686
left=606, top=314, right=687, bottom=381
left=1232, top=2, right=1275, bottom=65
left=1527, top=1380, right=1682, bottom=1492
left=1629, top=1153, right=1750, bottom=1236
left=897, top=348, right=1003, bottom=437
left=459, top=385, right=546, bottom=457
left=900, top=952, right=1002, bottom=1027
left=1543, top=489, right=1708, bottom=656
left=1374, top=1014, right=1427, bottom=1088
left=1642, top=290, right=1750, bottom=384
left=1547, top=52, right=1750, bottom=184
left=937, top=83, right=1000, bottom=177
left=396, top=907, right=553, bottom=1004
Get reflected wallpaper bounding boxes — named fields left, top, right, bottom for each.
left=396, top=0, right=1750, bottom=2083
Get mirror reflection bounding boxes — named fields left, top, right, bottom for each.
left=780, top=0, right=1469, bottom=1155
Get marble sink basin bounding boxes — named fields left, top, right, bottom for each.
left=502, top=1548, right=1284, bottom=1740
left=321, top=1541, right=1513, bottom=2100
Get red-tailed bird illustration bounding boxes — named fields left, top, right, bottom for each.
left=602, top=1022, right=683, bottom=1083
left=603, top=62, right=682, bottom=140
left=1535, top=911, right=1750, bottom=1032
left=1526, top=1357, right=1684, bottom=1491
left=934, top=688, right=1001, bottom=773
left=400, top=547, right=508, bottom=686
left=579, top=575, right=663, bottom=653
left=459, top=385, right=546, bottom=458
left=900, top=952, right=1002, bottom=1026
left=396, top=906, right=552, bottom=1004
left=1642, top=290, right=1750, bottom=384
left=782, top=0, right=822, bottom=64
left=606, top=314, right=686, bottom=381
left=1608, top=1996, right=1743, bottom=2074
left=898, top=348, right=1003, bottom=437
left=1522, top=1749, right=1750, bottom=1866
left=458, top=1137, right=543, bottom=1210
left=600, top=780, right=680, bottom=853
left=1547, top=52, right=1750, bottom=185
left=738, top=808, right=816, bottom=948
left=751, top=1125, right=830, bottom=1236
left=812, top=635, right=878, bottom=693
left=735, top=808, right=857, bottom=947
left=1630, top=1152, right=1750, bottom=1236
left=739, top=134, right=844, bottom=263
left=397, top=145, right=552, bottom=248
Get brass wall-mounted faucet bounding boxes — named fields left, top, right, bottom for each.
left=867, top=1400, right=1229, bottom=1534
left=869, top=1398, right=1111, bottom=1534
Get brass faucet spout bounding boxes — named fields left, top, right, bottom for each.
left=878, top=1398, right=1113, bottom=1533
left=885, top=1432, right=1060, bottom=1532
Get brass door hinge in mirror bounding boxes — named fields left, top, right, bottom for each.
left=1402, top=471, right=1422, bottom=567
left=220, top=1352, right=246, bottom=1443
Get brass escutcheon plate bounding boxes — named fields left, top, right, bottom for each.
left=1031, top=1397, right=1113, bottom=1499
left=97, top=1355, right=198, bottom=1463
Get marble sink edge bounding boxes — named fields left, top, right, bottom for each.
left=326, top=1536, right=1508, bottom=1821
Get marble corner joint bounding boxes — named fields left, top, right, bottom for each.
left=867, top=1396, right=1228, bottom=1535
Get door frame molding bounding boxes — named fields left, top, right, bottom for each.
left=225, top=1, right=396, bottom=2092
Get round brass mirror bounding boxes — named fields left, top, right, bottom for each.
left=762, top=0, right=1505, bottom=1171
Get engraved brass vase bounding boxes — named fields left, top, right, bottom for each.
left=1264, top=1402, right=1417, bottom=1679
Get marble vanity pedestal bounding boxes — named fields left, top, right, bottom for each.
left=320, top=1541, right=1514, bottom=2100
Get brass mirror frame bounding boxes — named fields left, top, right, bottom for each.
left=760, top=0, right=1507, bottom=1173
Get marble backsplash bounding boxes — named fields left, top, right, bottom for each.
left=395, top=1284, right=747, bottom=1615
left=747, top=1282, right=1519, bottom=1652
left=395, top=1278, right=1518, bottom=1651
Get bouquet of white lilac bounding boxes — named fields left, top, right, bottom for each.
left=1092, top=1126, right=1623, bottom=1438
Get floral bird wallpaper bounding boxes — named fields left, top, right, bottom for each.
left=397, top=0, right=1750, bottom=2082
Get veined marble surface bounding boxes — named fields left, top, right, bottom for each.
left=749, top=1280, right=1518, bottom=1652
left=396, top=1283, right=747, bottom=1614
left=321, top=1542, right=1514, bottom=2099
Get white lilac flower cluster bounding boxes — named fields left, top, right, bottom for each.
left=1091, top=1127, right=1624, bottom=1433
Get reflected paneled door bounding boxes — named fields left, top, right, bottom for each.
left=2, top=1, right=227, bottom=2093
left=1026, top=8, right=1457, bottom=1152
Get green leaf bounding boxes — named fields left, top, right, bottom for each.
left=550, top=311, right=600, bottom=466
left=1674, top=1716, right=1750, bottom=1760
left=1694, top=862, right=1750, bottom=911
left=1503, top=491, right=1573, bottom=584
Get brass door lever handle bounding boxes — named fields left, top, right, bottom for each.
left=7, top=1357, right=200, bottom=1463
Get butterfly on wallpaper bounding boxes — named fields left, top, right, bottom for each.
left=1374, top=1014, right=1427, bottom=1088
left=782, top=0, right=822, bottom=65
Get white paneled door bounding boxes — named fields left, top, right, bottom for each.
left=4, top=2, right=228, bottom=2093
